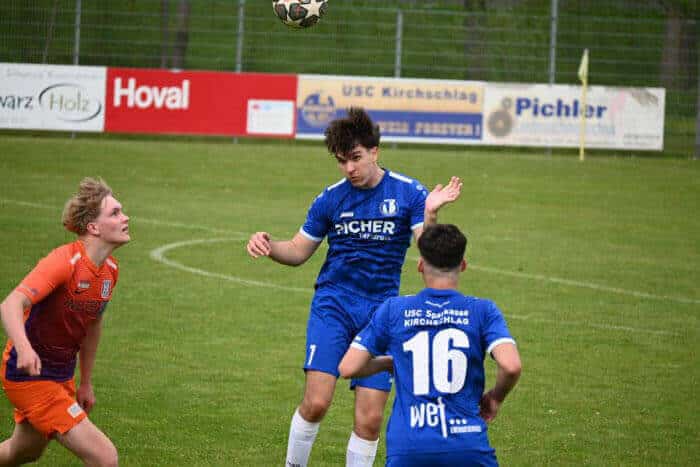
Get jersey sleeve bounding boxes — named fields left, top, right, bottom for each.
left=15, top=247, right=73, bottom=305
left=482, top=300, right=516, bottom=356
left=300, top=190, right=330, bottom=242
left=352, top=299, right=392, bottom=356
left=410, top=181, right=428, bottom=231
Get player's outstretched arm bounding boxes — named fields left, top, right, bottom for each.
left=339, top=346, right=393, bottom=379
left=0, top=290, right=42, bottom=376
left=246, top=231, right=320, bottom=266
left=479, top=342, right=521, bottom=423
left=424, top=176, right=463, bottom=227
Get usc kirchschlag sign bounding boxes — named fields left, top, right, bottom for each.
left=105, top=68, right=297, bottom=137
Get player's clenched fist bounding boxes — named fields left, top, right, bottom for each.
left=16, top=346, right=42, bottom=376
left=247, top=232, right=272, bottom=258
left=478, top=389, right=503, bottom=423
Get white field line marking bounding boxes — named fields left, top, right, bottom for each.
left=154, top=239, right=678, bottom=336
left=0, top=198, right=235, bottom=235
left=3, top=198, right=698, bottom=306
left=505, top=314, right=677, bottom=336
left=0, top=199, right=53, bottom=210
left=150, top=238, right=310, bottom=294
left=406, top=255, right=700, bottom=306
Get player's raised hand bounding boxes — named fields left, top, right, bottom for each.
left=425, top=176, right=462, bottom=214
left=16, top=346, right=42, bottom=376
left=247, top=231, right=272, bottom=258
left=478, top=389, right=502, bottom=423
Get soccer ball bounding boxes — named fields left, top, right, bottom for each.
left=273, top=0, right=328, bottom=29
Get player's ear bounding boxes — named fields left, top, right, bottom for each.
left=460, top=260, right=467, bottom=272
left=369, top=146, right=378, bottom=162
left=418, top=257, right=424, bottom=273
left=86, top=221, right=100, bottom=236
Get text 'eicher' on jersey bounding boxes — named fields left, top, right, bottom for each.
left=334, top=219, right=396, bottom=241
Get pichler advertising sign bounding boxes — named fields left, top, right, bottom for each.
left=482, top=83, right=665, bottom=150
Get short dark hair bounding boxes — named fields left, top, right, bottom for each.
left=418, top=224, right=467, bottom=270
left=324, top=107, right=381, bottom=156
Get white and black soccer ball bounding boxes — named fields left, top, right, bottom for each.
left=272, top=0, right=328, bottom=29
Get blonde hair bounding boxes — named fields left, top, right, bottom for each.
left=62, top=177, right=113, bottom=235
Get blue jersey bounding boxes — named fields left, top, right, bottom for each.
left=353, top=288, right=516, bottom=457
left=301, top=170, right=428, bottom=301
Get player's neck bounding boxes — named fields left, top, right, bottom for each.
left=366, top=167, right=385, bottom=189
left=423, top=277, right=459, bottom=290
left=79, top=237, right=116, bottom=267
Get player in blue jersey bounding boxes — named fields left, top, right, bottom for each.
left=339, top=224, right=522, bottom=467
left=246, top=108, right=462, bottom=467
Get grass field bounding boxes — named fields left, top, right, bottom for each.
left=0, top=134, right=698, bottom=466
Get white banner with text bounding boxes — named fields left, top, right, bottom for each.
left=0, top=63, right=106, bottom=132
left=482, top=83, right=665, bottom=150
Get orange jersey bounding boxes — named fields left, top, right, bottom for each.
left=2, top=240, right=119, bottom=382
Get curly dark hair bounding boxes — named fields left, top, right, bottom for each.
left=324, top=107, right=381, bottom=156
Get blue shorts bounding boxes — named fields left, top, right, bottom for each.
left=386, top=450, right=498, bottom=467
left=304, top=284, right=392, bottom=392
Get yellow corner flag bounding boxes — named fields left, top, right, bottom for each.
left=578, top=48, right=589, bottom=85
left=578, top=49, right=589, bottom=161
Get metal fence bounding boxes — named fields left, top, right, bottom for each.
left=1, top=0, right=697, bottom=157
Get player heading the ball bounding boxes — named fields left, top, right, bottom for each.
left=247, top=107, right=462, bottom=466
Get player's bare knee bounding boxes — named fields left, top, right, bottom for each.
left=6, top=439, right=47, bottom=464
left=300, top=395, right=332, bottom=421
left=93, top=443, right=118, bottom=467
left=13, top=448, right=45, bottom=465
left=354, top=410, right=383, bottom=439
left=79, top=439, right=118, bottom=467
left=301, top=400, right=330, bottom=421
left=353, top=424, right=381, bottom=441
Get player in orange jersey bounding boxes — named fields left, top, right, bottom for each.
left=0, top=177, right=130, bottom=467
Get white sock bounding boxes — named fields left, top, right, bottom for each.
left=346, top=431, right=378, bottom=467
left=285, top=409, right=320, bottom=467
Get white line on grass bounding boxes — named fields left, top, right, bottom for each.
left=405, top=254, right=700, bottom=306
left=150, top=238, right=310, bottom=294
left=3, top=197, right=698, bottom=307
left=0, top=198, right=233, bottom=234
left=505, top=314, right=677, bottom=336
left=152, top=238, right=678, bottom=336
